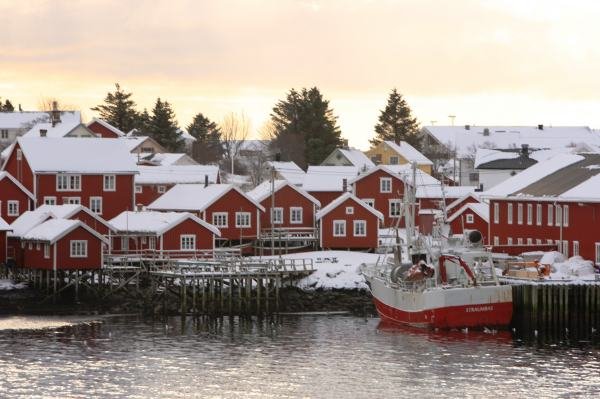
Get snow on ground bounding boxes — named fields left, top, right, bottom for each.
left=259, top=250, right=383, bottom=291
left=0, top=279, right=27, bottom=291
left=524, top=251, right=598, bottom=281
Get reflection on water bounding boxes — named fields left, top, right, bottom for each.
left=0, top=315, right=101, bottom=331
left=0, top=315, right=599, bottom=398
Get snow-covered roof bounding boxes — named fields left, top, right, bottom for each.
left=119, top=136, right=164, bottom=153
left=417, top=185, right=476, bottom=199
left=0, top=171, right=35, bottom=199
left=148, top=183, right=265, bottom=212
left=136, top=165, right=219, bottom=185
left=382, top=141, right=433, bottom=165
left=267, top=161, right=306, bottom=186
left=474, top=148, right=520, bottom=169
left=109, top=211, right=220, bottom=236
left=87, top=118, right=126, bottom=137
left=0, top=111, right=81, bottom=130
left=445, top=192, right=481, bottom=213
left=21, top=218, right=108, bottom=244
left=338, top=148, right=375, bottom=168
left=141, top=153, right=197, bottom=166
left=22, top=121, right=91, bottom=138
left=8, top=210, right=54, bottom=237
left=177, top=129, right=196, bottom=142
left=316, top=192, right=384, bottom=220
left=35, top=204, right=115, bottom=232
left=423, top=125, right=600, bottom=158
left=483, top=153, right=585, bottom=197
left=447, top=202, right=489, bottom=223
left=11, top=137, right=138, bottom=174
left=0, top=217, right=10, bottom=231
left=303, top=166, right=360, bottom=192
left=247, top=180, right=321, bottom=206
left=384, top=164, right=441, bottom=187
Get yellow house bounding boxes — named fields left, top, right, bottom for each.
left=366, top=140, right=433, bottom=175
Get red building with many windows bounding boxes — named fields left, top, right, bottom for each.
left=1, top=137, right=138, bottom=220
left=0, top=171, right=34, bottom=223
left=316, top=192, right=383, bottom=249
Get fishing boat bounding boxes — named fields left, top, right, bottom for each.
left=361, top=164, right=513, bottom=329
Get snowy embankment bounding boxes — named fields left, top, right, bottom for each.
left=260, top=251, right=383, bottom=291
left=521, top=251, right=597, bottom=282
left=0, top=279, right=27, bottom=291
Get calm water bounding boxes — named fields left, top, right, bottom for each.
left=0, top=314, right=599, bottom=398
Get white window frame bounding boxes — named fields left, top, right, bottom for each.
left=103, top=174, right=116, bottom=191
left=536, top=239, right=542, bottom=245
left=380, top=177, right=392, bottom=193
left=362, top=198, right=375, bottom=208
left=547, top=204, right=553, bottom=226
left=235, top=212, right=251, bottom=228
left=389, top=199, right=402, bottom=217
left=555, top=204, right=562, bottom=227
left=389, top=156, right=399, bottom=165
left=353, top=220, right=366, bottom=237
left=345, top=206, right=354, bottom=215
left=212, top=212, right=228, bottom=228
left=36, top=242, right=40, bottom=251
left=44, top=244, right=50, bottom=259
left=563, top=205, right=569, bottom=227
left=517, top=238, right=523, bottom=245
left=271, top=207, right=283, bottom=224
left=149, top=236, right=156, bottom=250
left=573, top=241, right=579, bottom=256
left=536, top=204, right=542, bottom=226
left=527, top=238, right=532, bottom=245
left=64, top=197, right=81, bottom=205
left=333, top=220, right=346, bottom=237
left=507, top=203, right=513, bottom=224
left=70, top=240, right=88, bottom=258
left=507, top=237, right=513, bottom=245
left=56, top=174, right=81, bottom=192
left=493, top=202, right=499, bottom=224
left=135, top=185, right=142, bottom=194
left=547, top=239, right=553, bottom=245
left=121, top=236, right=129, bottom=251
left=465, top=214, right=474, bottom=224
left=562, top=240, right=569, bottom=258
left=16, top=149, right=22, bottom=160
left=290, top=207, right=303, bottom=224
left=7, top=200, right=19, bottom=216
left=89, top=197, right=103, bottom=215
left=596, top=243, right=600, bottom=264
left=527, top=204, right=532, bottom=225
left=157, top=185, right=166, bottom=194
left=180, top=234, right=196, bottom=250
left=517, top=203, right=523, bottom=225
left=44, top=196, right=57, bottom=205
left=493, top=236, right=499, bottom=246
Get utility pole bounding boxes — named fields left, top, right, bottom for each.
left=270, top=165, right=275, bottom=255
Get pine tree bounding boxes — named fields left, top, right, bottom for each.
left=270, top=87, right=342, bottom=168
left=187, top=112, right=223, bottom=164
left=370, top=88, right=421, bottom=149
left=134, top=108, right=152, bottom=134
left=91, top=83, right=139, bottom=132
left=147, top=98, right=183, bottom=152
left=3, top=99, right=14, bottom=112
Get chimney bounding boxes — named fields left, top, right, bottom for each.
left=465, top=124, right=470, bottom=130
left=342, top=178, right=348, bottom=192
left=483, top=128, right=490, bottom=136
left=341, top=139, right=349, bottom=149
left=520, top=143, right=530, bottom=157
left=136, top=203, right=144, bottom=212
left=51, top=101, right=61, bottom=127
left=538, top=124, right=544, bottom=130
left=39, top=129, right=47, bottom=137
left=204, top=174, right=209, bottom=187
left=18, top=104, right=22, bottom=112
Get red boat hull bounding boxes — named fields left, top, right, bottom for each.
left=373, top=296, right=513, bottom=329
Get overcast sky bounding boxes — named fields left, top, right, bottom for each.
left=2, top=0, right=600, bottom=149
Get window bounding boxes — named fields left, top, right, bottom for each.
left=141, top=236, right=147, bottom=245
left=573, top=241, right=579, bottom=257
left=563, top=205, right=569, bottom=227
left=507, top=203, right=513, bottom=224
left=536, top=204, right=542, bottom=226
left=149, top=236, right=156, bottom=250
left=466, top=214, right=474, bottom=224
left=235, top=212, right=251, bottom=228
left=547, top=239, right=553, bottom=245
left=380, top=177, right=392, bottom=193
left=362, top=199, right=375, bottom=208
left=493, top=236, right=499, bottom=246
left=527, top=238, right=532, bottom=245
left=333, top=220, right=346, bottom=237
left=345, top=206, right=354, bottom=215
left=212, top=212, right=228, bottom=227
left=389, top=200, right=402, bottom=217
left=157, top=185, right=166, bottom=193
left=141, top=146, right=154, bottom=153
left=135, top=185, right=142, bottom=194
left=547, top=204, right=553, bottom=226
left=56, top=174, right=81, bottom=191
left=121, top=237, right=129, bottom=251
left=180, top=234, right=196, bottom=250
left=0, top=129, right=8, bottom=139
left=517, top=203, right=523, bottom=225
left=36, top=243, right=40, bottom=250
left=7, top=200, right=19, bottom=216
left=517, top=238, right=523, bottom=245
left=527, top=204, right=532, bottom=225
left=44, top=244, right=50, bottom=259
left=353, top=220, right=366, bottom=237
left=562, top=240, right=569, bottom=257
left=536, top=239, right=542, bottom=245
left=103, top=175, right=116, bottom=191
left=493, top=203, right=499, bottom=224
left=64, top=197, right=81, bottom=205
left=596, top=243, right=600, bottom=264
left=70, top=240, right=88, bottom=258
left=290, top=207, right=303, bottom=224
left=44, top=196, right=56, bottom=205
left=89, top=197, right=102, bottom=214
left=507, top=237, right=513, bottom=245
left=389, top=156, right=399, bottom=165
left=555, top=205, right=562, bottom=227
left=271, top=207, right=283, bottom=224
left=28, top=242, right=32, bottom=250
left=555, top=240, right=562, bottom=253
left=16, top=149, right=22, bottom=160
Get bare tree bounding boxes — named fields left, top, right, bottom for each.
left=220, top=112, right=250, bottom=175
left=37, top=97, right=77, bottom=112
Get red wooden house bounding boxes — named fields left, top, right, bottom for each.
left=247, top=180, right=320, bottom=231
left=316, top=192, right=383, bottom=249
left=445, top=192, right=481, bottom=217
left=7, top=209, right=56, bottom=265
left=1, top=137, right=138, bottom=220
left=109, top=211, right=220, bottom=255
left=0, top=217, right=10, bottom=264
left=86, top=118, right=126, bottom=138
left=0, top=171, right=34, bottom=223
left=20, top=219, right=108, bottom=270
left=36, top=204, right=115, bottom=236
left=135, top=165, right=220, bottom=206
left=447, top=203, right=489, bottom=241
left=148, top=183, right=264, bottom=247
left=303, top=166, right=360, bottom=207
